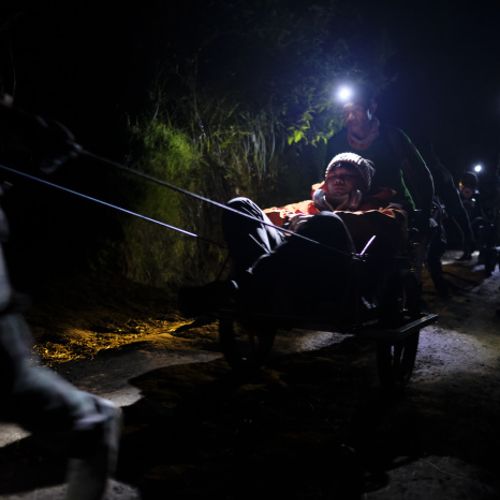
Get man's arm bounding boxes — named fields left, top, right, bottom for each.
left=263, top=199, right=319, bottom=227
left=392, top=129, right=435, bottom=217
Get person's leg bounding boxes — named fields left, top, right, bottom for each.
left=427, top=226, right=449, bottom=297
left=0, top=313, right=121, bottom=500
left=247, top=212, right=355, bottom=315
left=178, top=197, right=284, bottom=315
left=64, top=396, right=121, bottom=500
left=222, top=197, right=285, bottom=278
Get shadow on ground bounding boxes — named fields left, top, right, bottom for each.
left=113, top=332, right=500, bottom=499
left=1, top=255, right=500, bottom=499
left=1, top=331, right=499, bottom=499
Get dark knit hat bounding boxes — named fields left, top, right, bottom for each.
left=325, top=152, right=375, bottom=193
left=461, top=172, right=478, bottom=189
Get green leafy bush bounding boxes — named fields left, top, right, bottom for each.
left=108, top=1, right=392, bottom=288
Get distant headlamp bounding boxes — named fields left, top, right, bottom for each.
left=473, top=164, right=483, bottom=173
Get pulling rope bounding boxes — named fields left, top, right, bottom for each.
left=0, top=163, right=224, bottom=248
left=80, top=149, right=361, bottom=259
left=1, top=147, right=376, bottom=260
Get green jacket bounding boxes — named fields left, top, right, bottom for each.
left=326, top=125, right=435, bottom=215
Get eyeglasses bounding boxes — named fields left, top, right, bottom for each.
left=326, top=173, right=359, bottom=183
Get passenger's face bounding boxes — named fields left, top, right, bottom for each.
left=461, top=186, right=475, bottom=199
left=342, top=103, right=372, bottom=138
left=325, top=167, right=361, bottom=198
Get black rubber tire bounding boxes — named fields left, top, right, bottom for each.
left=376, top=331, right=420, bottom=392
left=219, top=317, right=276, bottom=373
left=376, top=271, right=421, bottom=391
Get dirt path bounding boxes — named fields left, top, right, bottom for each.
left=1, top=254, right=500, bottom=499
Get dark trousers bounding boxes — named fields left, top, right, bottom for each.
left=222, top=197, right=286, bottom=277
left=426, top=222, right=448, bottom=294
left=222, top=197, right=355, bottom=314
left=0, top=234, right=120, bottom=499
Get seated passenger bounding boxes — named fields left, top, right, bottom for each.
left=263, top=152, right=407, bottom=260
left=220, top=153, right=407, bottom=319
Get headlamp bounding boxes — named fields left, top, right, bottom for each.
left=336, top=85, right=354, bottom=104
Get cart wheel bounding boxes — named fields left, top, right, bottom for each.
left=219, top=318, right=276, bottom=373
left=376, top=331, right=420, bottom=391
left=377, top=271, right=421, bottom=391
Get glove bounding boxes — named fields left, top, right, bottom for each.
left=34, top=117, right=81, bottom=174
left=287, top=214, right=313, bottom=233
left=1, top=97, right=81, bottom=174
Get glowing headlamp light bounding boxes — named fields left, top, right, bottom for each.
left=336, top=85, right=354, bottom=103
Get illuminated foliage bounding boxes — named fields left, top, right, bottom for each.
left=115, top=1, right=392, bottom=286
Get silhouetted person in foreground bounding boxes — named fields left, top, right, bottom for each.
left=0, top=94, right=121, bottom=500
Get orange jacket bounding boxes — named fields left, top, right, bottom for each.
left=264, top=187, right=407, bottom=257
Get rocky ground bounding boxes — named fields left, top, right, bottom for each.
left=0, top=251, right=500, bottom=499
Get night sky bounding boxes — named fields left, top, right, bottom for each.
left=373, top=1, right=500, bottom=175
left=1, top=2, right=500, bottom=187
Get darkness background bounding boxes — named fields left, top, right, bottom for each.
left=2, top=1, right=499, bottom=172
left=1, top=1, right=500, bottom=292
